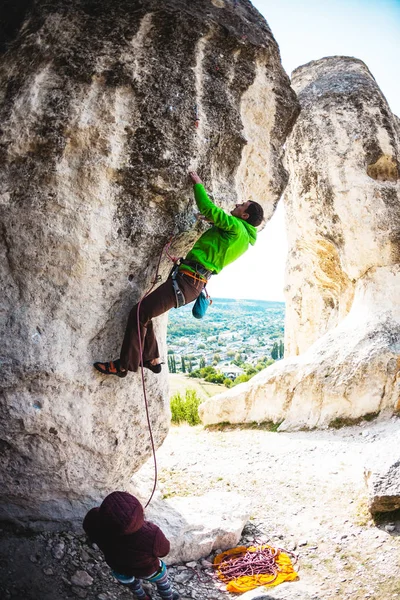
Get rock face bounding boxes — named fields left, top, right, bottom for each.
left=0, top=0, right=298, bottom=526
left=200, top=57, right=400, bottom=430
left=364, top=430, right=400, bottom=514
left=146, top=491, right=251, bottom=564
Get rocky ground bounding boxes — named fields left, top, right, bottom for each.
left=1, top=417, right=400, bottom=600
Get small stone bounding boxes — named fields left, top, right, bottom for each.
left=185, top=561, right=197, bottom=568
left=52, top=542, right=65, bottom=560
left=385, top=524, right=396, bottom=532
left=174, top=570, right=194, bottom=584
left=298, top=539, right=308, bottom=546
left=200, top=559, right=213, bottom=567
left=43, top=567, right=54, bottom=576
left=97, top=594, right=109, bottom=600
left=70, top=570, right=93, bottom=588
left=81, top=550, right=91, bottom=562
left=72, top=587, right=88, bottom=598
left=29, top=554, right=39, bottom=563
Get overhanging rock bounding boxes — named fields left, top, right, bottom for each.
left=0, top=0, right=299, bottom=526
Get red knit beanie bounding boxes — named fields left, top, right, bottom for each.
left=99, top=491, right=144, bottom=535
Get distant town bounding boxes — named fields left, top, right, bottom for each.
left=167, top=297, right=285, bottom=381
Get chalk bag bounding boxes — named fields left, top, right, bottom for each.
left=192, top=290, right=212, bottom=319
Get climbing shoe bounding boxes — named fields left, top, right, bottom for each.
left=141, top=360, right=163, bottom=374
left=93, top=359, right=128, bottom=378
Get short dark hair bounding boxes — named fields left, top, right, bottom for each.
left=246, top=201, right=264, bottom=227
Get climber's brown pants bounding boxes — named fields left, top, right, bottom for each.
left=120, top=273, right=205, bottom=372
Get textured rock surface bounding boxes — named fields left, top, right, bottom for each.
left=146, top=491, right=251, bottom=563
left=0, top=1, right=298, bottom=526
left=200, top=57, right=400, bottom=430
left=364, top=430, right=400, bottom=514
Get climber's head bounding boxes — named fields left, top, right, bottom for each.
left=231, top=201, right=264, bottom=226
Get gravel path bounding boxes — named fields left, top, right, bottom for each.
left=1, top=418, right=399, bottom=600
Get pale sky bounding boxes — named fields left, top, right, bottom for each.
left=208, top=0, right=400, bottom=301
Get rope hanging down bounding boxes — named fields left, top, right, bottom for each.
left=136, top=237, right=175, bottom=508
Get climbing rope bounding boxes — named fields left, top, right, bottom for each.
left=136, top=236, right=175, bottom=508
left=216, top=546, right=281, bottom=581
left=213, top=544, right=298, bottom=593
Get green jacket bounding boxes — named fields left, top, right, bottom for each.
left=182, top=184, right=257, bottom=275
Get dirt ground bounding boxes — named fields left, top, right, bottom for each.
left=1, top=417, right=399, bottom=600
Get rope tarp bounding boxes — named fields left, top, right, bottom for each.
left=214, top=544, right=299, bottom=593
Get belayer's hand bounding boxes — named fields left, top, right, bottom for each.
left=189, top=171, right=202, bottom=185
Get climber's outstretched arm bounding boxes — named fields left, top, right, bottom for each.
left=188, top=171, right=241, bottom=233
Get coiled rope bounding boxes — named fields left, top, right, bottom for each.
left=213, top=544, right=298, bottom=592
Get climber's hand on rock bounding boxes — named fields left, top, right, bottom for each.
left=189, top=171, right=202, bottom=185
left=196, top=213, right=213, bottom=223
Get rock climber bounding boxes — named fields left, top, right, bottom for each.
left=93, top=171, right=264, bottom=377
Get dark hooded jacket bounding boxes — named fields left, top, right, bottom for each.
left=83, top=492, right=170, bottom=577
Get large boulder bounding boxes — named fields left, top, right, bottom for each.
left=146, top=491, right=251, bottom=564
left=0, top=0, right=299, bottom=526
left=200, top=57, right=400, bottom=430
left=364, top=430, right=400, bottom=514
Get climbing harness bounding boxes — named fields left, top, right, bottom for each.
left=213, top=544, right=298, bottom=593
left=179, top=268, right=207, bottom=284
left=169, top=258, right=212, bottom=308
left=170, top=263, right=186, bottom=308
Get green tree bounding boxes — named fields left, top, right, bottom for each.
left=181, top=356, right=186, bottom=373
left=213, top=353, right=221, bottom=363
left=200, top=355, right=206, bottom=369
left=168, top=355, right=176, bottom=373
left=170, top=389, right=202, bottom=426
left=232, top=373, right=251, bottom=386
left=205, top=372, right=225, bottom=384
left=271, top=342, right=279, bottom=360
left=279, top=339, right=284, bottom=359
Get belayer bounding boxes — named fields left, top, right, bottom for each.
left=94, top=171, right=264, bottom=377
left=83, top=491, right=180, bottom=600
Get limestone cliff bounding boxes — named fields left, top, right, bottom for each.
left=200, top=57, right=400, bottom=430
left=0, top=0, right=298, bottom=526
